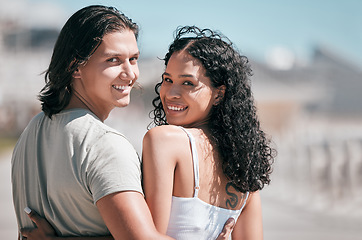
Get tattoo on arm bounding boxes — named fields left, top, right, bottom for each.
left=225, top=182, right=238, bottom=208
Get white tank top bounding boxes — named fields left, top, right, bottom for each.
left=166, top=127, right=249, bottom=240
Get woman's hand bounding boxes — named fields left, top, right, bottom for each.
left=21, top=207, right=57, bottom=240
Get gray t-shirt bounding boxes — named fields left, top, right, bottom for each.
left=11, top=109, right=143, bottom=236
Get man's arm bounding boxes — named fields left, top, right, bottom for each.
left=21, top=192, right=172, bottom=240
left=96, top=191, right=173, bottom=240
left=22, top=199, right=235, bottom=240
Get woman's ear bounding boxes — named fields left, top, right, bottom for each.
left=72, top=69, right=81, bottom=79
left=213, top=85, right=226, bottom=106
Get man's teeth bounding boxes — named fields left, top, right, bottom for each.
left=113, top=85, right=130, bottom=90
left=168, top=106, right=186, bottom=111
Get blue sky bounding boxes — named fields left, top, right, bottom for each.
left=27, top=0, right=362, bottom=68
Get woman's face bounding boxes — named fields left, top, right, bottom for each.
left=72, top=30, right=139, bottom=120
left=160, top=50, right=219, bottom=127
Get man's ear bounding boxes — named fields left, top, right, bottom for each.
left=214, top=85, right=226, bottom=105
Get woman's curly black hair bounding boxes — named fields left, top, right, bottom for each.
left=150, top=26, right=275, bottom=193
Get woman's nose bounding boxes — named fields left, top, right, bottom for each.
left=166, top=85, right=181, bottom=98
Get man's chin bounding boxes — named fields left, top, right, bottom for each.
left=115, top=100, right=130, bottom=108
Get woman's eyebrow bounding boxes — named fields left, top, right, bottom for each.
left=179, top=74, right=195, bottom=78
left=163, top=72, right=195, bottom=78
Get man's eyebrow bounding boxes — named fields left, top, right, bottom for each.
left=102, top=51, right=140, bottom=57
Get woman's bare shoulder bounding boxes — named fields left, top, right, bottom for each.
left=144, top=125, right=188, bottom=143
left=143, top=125, right=190, bottom=160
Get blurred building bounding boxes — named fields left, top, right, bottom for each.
left=252, top=47, right=362, bottom=217
left=0, top=17, right=57, bottom=136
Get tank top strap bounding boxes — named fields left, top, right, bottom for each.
left=240, top=192, right=250, bottom=211
left=178, top=126, right=200, bottom=198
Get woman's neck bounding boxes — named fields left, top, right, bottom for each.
left=183, top=117, right=210, bottom=129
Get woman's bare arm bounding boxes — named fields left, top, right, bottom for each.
left=231, top=191, right=263, bottom=240
left=142, top=127, right=178, bottom=234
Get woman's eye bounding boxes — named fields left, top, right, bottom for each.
left=183, top=81, right=194, bottom=86
left=163, top=77, right=172, bottom=83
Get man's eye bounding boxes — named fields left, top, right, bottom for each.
left=130, top=57, right=138, bottom=62
left=107, top=57, right=118, bottom=63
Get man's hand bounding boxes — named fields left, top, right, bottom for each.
left=216, top=218, right=235, bottom=240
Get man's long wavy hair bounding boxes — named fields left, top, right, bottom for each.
left=150, top=26, right=275, bottom=193
left=39, top=5, right=139, bottom=118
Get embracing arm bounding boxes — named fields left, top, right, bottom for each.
left=142, top=127, right=177, bottom=234
left=21, top=192, right=174, bottom=240
left=21, top=208, right=113, bottom=240
left=231, top=191, right=263, bottom=240
left=22, top=202, right=235, bottom=240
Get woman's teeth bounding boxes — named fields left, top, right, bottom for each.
left=168, top=105, right=186, bottom=111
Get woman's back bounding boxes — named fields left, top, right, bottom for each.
left=168, top=126, right=249, bottom=239
left=143, top=125, right=249, bottom=239
left=173, top=126, right=247, bottom=210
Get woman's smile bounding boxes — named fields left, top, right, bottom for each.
left=166, top=103, right=188, bottom=112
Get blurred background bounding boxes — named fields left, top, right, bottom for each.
left=1, top=0, right=361, bottom=239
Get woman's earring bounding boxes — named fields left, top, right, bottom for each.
left=213, top=95, right=221, bottom=106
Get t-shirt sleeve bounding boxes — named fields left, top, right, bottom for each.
left=86, top=132, right=143, bottom=203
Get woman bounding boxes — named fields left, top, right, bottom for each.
left=142, top=26, right=275, bottom=239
